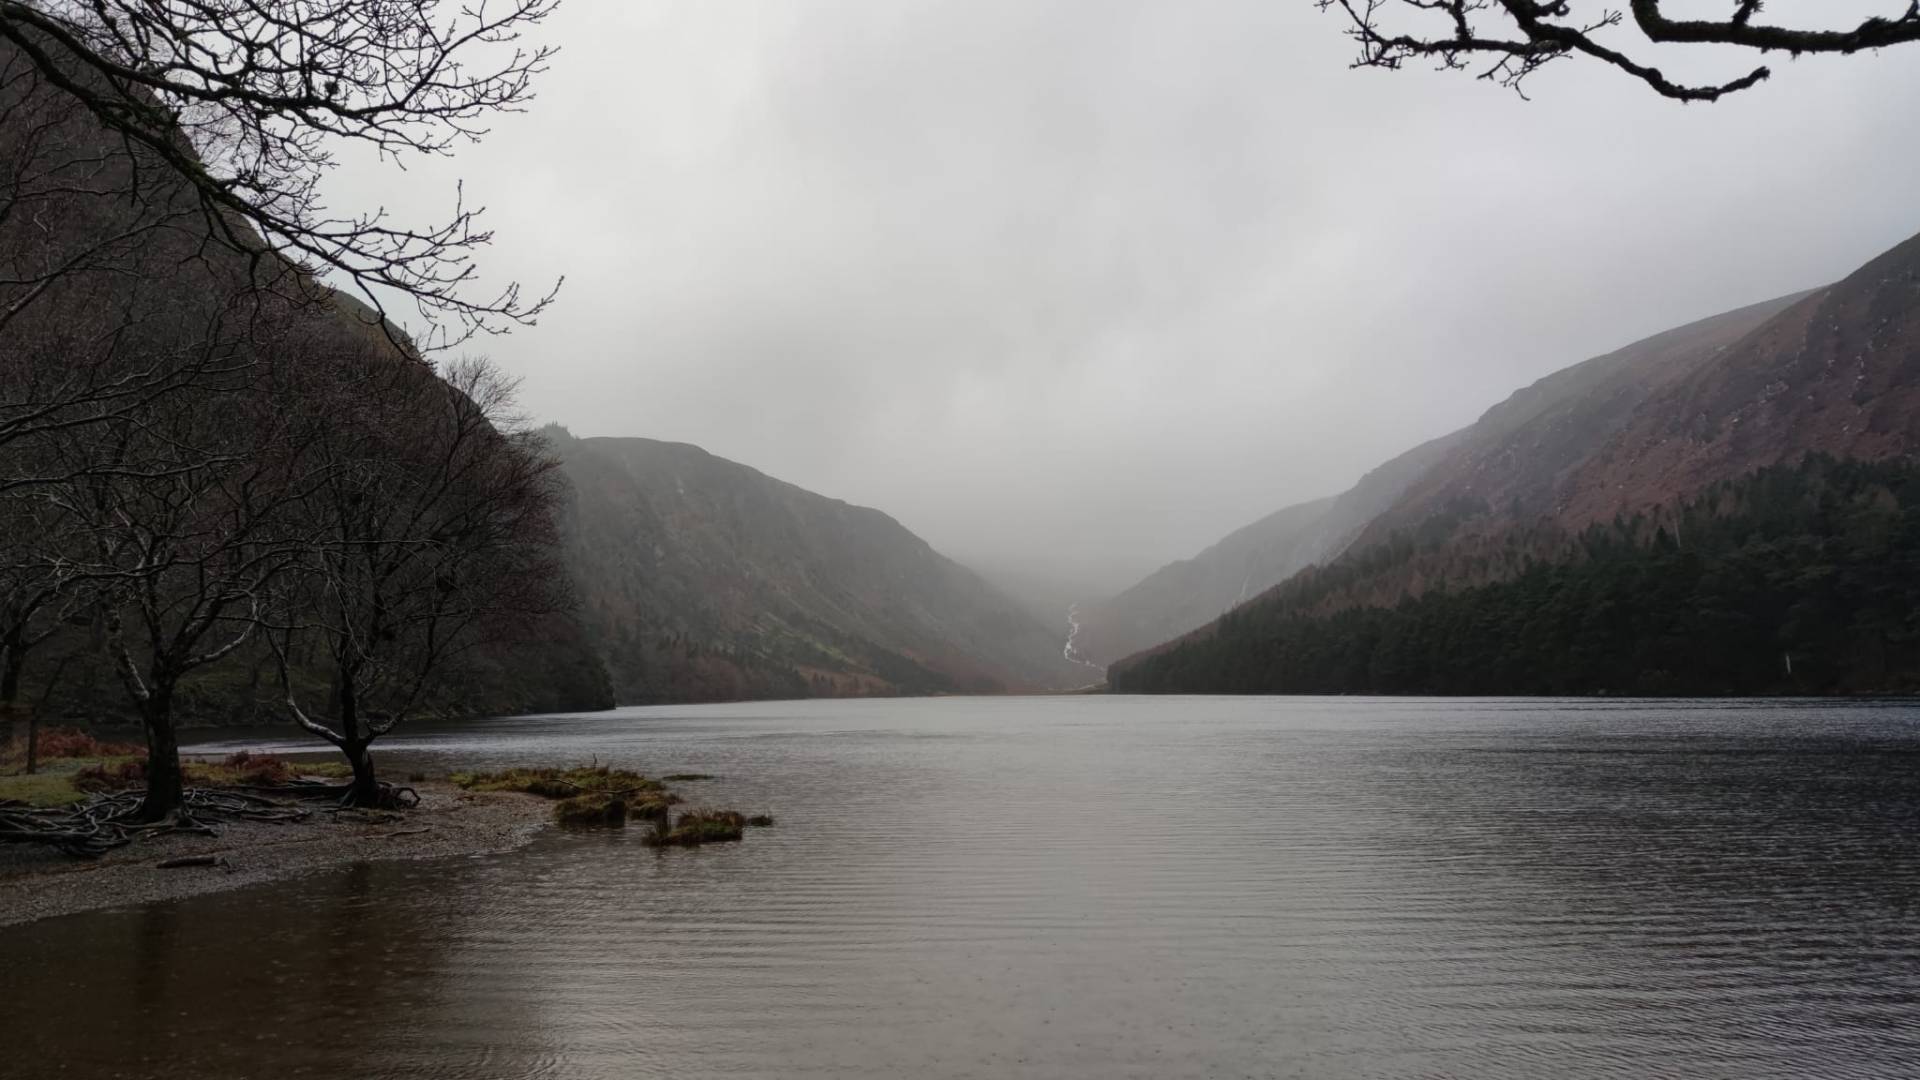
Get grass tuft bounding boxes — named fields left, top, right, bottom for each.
left=68, top=752, right=349, bottom=794
left=625, top=792, right=681, bottom=822
left=0, top=769, right=96, bottom=807
left=210, top=751, right=294, bottom=786
left=72, top=759, right=146, bottom=793
left=644, top=809, right=746, bottom=847
left=553, top=793, right=627, bottom=828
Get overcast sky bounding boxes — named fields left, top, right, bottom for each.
left=336, top=0, right=1920, bottom=595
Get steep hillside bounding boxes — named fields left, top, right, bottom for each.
left=1071, top=415, right=1460, bottom=667
left=1351, top=291, right=1809, bottom=546
left=1079, top=291, right=1800, bottom=670
left=1114, top=455, right=1920, bottom=696
left=1560, top=233, right=1920, bottom=524
left=1112, top=228, right=1920, bottom=694
left=1070, top=496, right=1333, bottom=668
left=554, top=431, right=1083, bottom=703
left=0, top=37, right=612, bottom=726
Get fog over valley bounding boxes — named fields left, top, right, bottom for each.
left=318, top=0, right=1920, bottom=595
left=17, top=4, right=1920, bottom=1076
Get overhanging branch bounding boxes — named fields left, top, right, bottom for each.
left=1319, top=0, right=1920, bottom=100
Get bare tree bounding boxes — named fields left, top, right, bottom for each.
left=0, top=493, right=73, bottom=772
left=0, top=1, right=561, bottom=347
left=0, top=500, right=76, bottom=709
left=49, top=310, right=329, bottom=823
left=2, top=42, right=326, bottom=811
left=1, top=38, right=264, bottom=468
left=1319, top=1, right=1920, bottom=100
left=270, top=355, right=568, bottom=806
left=0, top=2, right=570, bottom=826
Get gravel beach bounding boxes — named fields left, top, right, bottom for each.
left=0, top=783, right=550, bottom=928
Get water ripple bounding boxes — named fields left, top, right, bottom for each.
left=7, top=696, right=1920, bottom=1078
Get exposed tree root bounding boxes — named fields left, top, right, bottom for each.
left=0, top=788, right=311, bottom=858
left=233, top=779, right=420, bottom=810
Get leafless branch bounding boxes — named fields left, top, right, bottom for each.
left=1317, top=0, right=1920, bottom=100
left=0, top=1, right=563, bottom=346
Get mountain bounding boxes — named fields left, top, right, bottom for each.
left=1349, top=292, right=1811, bottom=546
left=1111, top=228, right=1920, bottom=695
left=1078, top=275, right=1803, bottom=669
left=1059, top=390, right=1443, bottom=661
left=552, top=430, right=1084, bottom=703
left=1113, top=455, right=1920, bottom=696
left=1558, top=232, right=1920, bottom=525
left=1072, top=434, right=1462, bottom=667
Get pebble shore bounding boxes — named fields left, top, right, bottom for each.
left=0, top=783, right=549, bottom=928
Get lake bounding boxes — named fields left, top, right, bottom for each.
left=5, top=695, right=1920, bottom=1078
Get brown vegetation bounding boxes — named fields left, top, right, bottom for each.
left=448, top=764, right=765, bottom=844
left=0, top=726, right=140, bottom=768
left=644, top=810, right=747, bottom=848
left=553, top=794, right=627, bottom=829
left=70, top=752, right=349, bottom=795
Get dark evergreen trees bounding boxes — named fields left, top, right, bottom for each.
left=1113, top=456, right=1920, bottom=697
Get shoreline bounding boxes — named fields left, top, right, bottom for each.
left=0, top=782, right=551, bottom=928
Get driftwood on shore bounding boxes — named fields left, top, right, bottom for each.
left=234, top=780, right=421, bottom=810
left=156, top=854, right=230, bottom=870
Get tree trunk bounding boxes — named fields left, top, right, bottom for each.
left=333, top=668, right=381, bottom=807
left=0, top=642, right=22, bottom=708
left=24, top=707, right=37, bottom=776
left=1, top=640, right=19, bottom=772
left=341, top=739, right=380, bottom=807
left=136, top=686, right=183, bottom=822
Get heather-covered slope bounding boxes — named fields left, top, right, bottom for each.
left=554, top=431, right=1083, bottom=703
left=1560, top=232, right=1920, bottom=525
left=1351, top=291, right=1810, bottom=546
left=1112, top=229, right=1920, bottom=694
left=1079, top=287, right=1804, bottom=672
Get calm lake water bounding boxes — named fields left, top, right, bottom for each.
left=6, top=696, right=1920, bottom=1078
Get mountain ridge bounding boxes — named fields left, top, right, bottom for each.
left=1110, top=227, right=1920, bottom=693
left=1073, top=426, right=1464, bottom=667
left=554, top=430, right=1083, bottom=703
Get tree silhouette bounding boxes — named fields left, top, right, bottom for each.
left=0, top=0, right=562, bottom=346
left=1319, top=1, right=1920, bottom=100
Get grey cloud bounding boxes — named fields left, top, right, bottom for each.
left=325, top=0, right=1920, bottom=594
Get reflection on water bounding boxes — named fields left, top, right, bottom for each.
left=6, top=696, right=1920, bottom=1078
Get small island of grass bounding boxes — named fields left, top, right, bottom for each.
left=448, top=764, right=764, bottom=845
left=645, top=809, right=746, bottom=846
